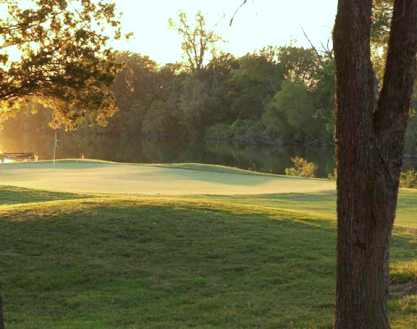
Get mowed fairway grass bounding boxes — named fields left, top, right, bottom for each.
left=0, top=161, right=416, bottom=328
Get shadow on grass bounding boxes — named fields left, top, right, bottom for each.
left=203, top=191, right=417, bottom=229
left=0, top=198, right=414, bottom=328
left=157, top=168, right=280, bottom=186
left=0, top=185, right=89, bottom=206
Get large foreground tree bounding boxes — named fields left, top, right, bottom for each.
left=0, top=0, right=124, bottom=327
left=333, top=0, right=417, bottom=328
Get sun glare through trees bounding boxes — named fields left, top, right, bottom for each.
left=0, top=1, right=416, bottom=329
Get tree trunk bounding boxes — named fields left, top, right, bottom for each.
left=0, top=284, right=4, bottom=329
left=333, top=0, right=417, bottom=328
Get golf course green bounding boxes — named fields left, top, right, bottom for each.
left=0, top=159, right=335, bottom=195
left=0, top=160, right=415, bottom=328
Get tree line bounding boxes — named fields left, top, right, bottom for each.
left=106, top=44, right=335, bottom=145
left=1, top=10, right=337, bottom=147
left=105, top=8, right=417, bottom=153
left=1, top=44, right=337, bottom=147
left=4, top=8, right=417, bottom=156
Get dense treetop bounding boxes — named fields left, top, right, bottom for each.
left=0, top=0, right=126, bottom=129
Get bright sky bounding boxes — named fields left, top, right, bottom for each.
left=112, top=0, right=338, bottom=64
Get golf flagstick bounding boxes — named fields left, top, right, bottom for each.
left=53, top=130, right=58, bottom=187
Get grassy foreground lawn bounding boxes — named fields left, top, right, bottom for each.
left=0, top=162, right=416, bottom=328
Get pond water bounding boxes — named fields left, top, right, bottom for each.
left=1, top=132, right=417, bottom=178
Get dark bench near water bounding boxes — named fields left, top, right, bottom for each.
left=0, top=152, right=35, bottom=163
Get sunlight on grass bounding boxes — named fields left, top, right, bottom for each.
left=0, top=160, right=335, bottom=195
left=0, top=162, right=415, bottom=328
left=390, top=260, right=417, bottom=284
left=0, top=197, right=337, bottom=328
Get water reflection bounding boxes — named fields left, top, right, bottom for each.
left=0, top=130, right=334, bottom=177
left=1, top=131, right=417, bottom=178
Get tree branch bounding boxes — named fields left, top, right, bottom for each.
left=374, top=0, right=417, bottom=139
left=299, top=26, right=325, bottom=69
left=229, top=0, right=247, bottom=26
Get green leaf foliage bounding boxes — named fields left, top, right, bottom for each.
left=284, top=156, right=316, bottom=177
left=0, top=0, right=124, bottom=130
left=263, top=79, right=323, bottom=142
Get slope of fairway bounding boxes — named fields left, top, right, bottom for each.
left=0, top=163, right=415, bottom=328
left=0, top=194, right=415, bottom=329
left=199, top=190, right=417, bottom=229
left=0, top=160, right=335, bottom=195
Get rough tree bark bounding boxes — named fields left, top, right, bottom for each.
left=333, top=0, right=417, bottom=328
left=0, top=282, right=3, bottom=329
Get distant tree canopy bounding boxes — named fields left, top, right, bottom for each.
left=4, top=8, right=417, bottom=154
left=54, top=41, right=334, bottom=145
left=0, top=0, right=125, bottom=130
